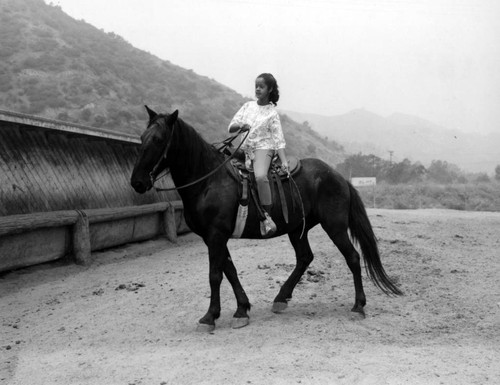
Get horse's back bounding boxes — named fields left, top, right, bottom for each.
left=293, top=158, right=352, bottom=220
left=298, top=158, right=350, bottom=191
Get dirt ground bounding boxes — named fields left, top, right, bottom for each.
left=1, top=208, right=499, bottom=385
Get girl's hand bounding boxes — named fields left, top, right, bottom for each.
left=281, top=160, right=289, bottom=174
left=239, top=124, right=251, bottom=132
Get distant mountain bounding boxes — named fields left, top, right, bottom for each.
left=0, top=0, right=344, bottom=166
left=281, top=108, right=500, bottom=173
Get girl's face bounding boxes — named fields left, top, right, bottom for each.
left=255, top=77, right=271, bottom=104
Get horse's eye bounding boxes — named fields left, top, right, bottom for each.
left=152, top=135, right=163, bottom=145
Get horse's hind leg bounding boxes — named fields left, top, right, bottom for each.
left=272, top=228, right=314, bottom=313
left=222, top=247, right=251, bottom=329
left=326, top=229, right=366, bottom=316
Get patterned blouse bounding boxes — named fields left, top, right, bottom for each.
left=228, top=101, right=286, bottom=153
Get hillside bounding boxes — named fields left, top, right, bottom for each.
left=282, top=109, right=500, bottom=174
left=0, top=0, right=344, bottom=165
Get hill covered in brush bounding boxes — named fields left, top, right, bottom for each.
left=0, top=0, right=344, bottom=165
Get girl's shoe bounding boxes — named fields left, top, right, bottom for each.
left=260, top=212, right=277, bottom=238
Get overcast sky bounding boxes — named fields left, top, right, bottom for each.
left=50, top=0, right=500, bottom=134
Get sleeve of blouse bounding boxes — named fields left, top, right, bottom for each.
left=227, top=102, right=249, bottom=133
left=270, top=112, right=286, bottom=149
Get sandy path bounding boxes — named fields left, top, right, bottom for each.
left=1, top=209, right=499, bottom=384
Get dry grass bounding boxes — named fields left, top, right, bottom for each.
left=357, top=181, right=500, bottom=212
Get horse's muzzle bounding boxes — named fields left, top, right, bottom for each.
left=131, top=180, right=148, bottom=194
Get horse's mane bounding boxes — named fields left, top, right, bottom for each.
left=168, top=115, right=223, bottom=174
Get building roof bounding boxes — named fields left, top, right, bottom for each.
left=0, top=109, right=140, bottom=145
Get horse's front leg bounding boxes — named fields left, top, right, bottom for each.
left=222, top=247, right=251, bottom=328
left=197, top=233, right=229, bottom=332
left=197, top=246, right=224, bottom=332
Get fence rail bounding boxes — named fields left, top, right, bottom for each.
left=0, top=201, right=186, bottom=273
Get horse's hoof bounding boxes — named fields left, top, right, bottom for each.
left=350, top=307, right=366, bottom=320
left=196, top=323, right=215, bottom=333
left=272, top=302, right=288, bottom=313
left=231, top=317, right=250, bottom=329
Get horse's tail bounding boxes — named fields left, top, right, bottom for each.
left=347, top=182, right=403, bottom=296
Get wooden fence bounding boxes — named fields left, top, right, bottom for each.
left=0, top=201, right=184, bottom=272
left=0, top=110, right=189, bottom=273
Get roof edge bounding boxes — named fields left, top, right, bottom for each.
left=0, top=109, right=141, bottom=144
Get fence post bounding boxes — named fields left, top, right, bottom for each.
left=162, top=203, right=177, bottom=242
left=73, top=210, right=91, bottom=265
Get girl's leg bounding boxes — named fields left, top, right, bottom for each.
left=253, top=149, right=276, bottom=237
left=253, top=149, right=273, bottom=206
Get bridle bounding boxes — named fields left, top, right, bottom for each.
left=147, top=116, right=249, bottom=192
left=149, top=116, right=176, bottom=187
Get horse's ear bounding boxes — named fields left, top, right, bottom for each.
left=145, top=105, right=157, bottom=120
left=167, top=110, right=179, bottom=125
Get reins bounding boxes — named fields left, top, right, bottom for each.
left=289, top=175, right=306, bottom=238
left=152, top=127, right=250, bottom=192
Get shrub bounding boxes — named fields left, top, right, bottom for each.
left=356, top=182, right=500, bottom=212
left=57, top=112, right=69, bottom=121
left=80, top=108, right=92, bottom=122
left=93, top=115, right=106, bottom=126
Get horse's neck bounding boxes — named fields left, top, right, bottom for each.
left=168, top=121, right=219, bottom=192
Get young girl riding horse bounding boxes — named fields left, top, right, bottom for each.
left=228, top=73, right=288, bottom=237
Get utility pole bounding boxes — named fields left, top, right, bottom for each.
left=372, top=155, right=376, bottom=209
left=388, top=150, right=394, bottom=165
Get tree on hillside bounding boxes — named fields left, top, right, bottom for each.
left=384, top=159, right=426, bottom=184
left=427, top=160, right=461, bottom=184
left=475, top=173, right=490, bottom=183
left=336, top=153, right=384, bottom=179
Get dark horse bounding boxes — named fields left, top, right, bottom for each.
left=131, top=106, right=402, bottom=331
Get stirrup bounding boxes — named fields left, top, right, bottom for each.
left=260, top=212, right=277, bottom=238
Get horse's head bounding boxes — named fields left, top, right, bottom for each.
left=130, top=105, right=178, bottom=194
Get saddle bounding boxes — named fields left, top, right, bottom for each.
left=212, top=137, right=303, bottom=237
left=229, top=149, right=301, bottom=228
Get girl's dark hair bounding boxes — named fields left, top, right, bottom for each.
left=257, top=73, right=280, bottom=106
